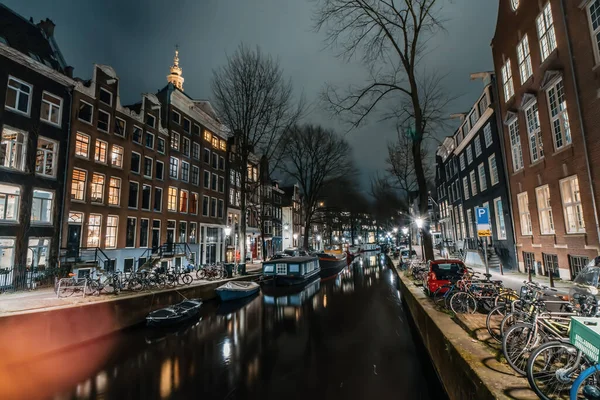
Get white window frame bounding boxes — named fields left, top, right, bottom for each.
left=78, top=100, right=94, bottom=125
left=128, top=181, right=139, bottom=209
left=172, top=110, right=181, bottom=125
left=90, top=173, right=105, bottom=204
left=146, top=114, right=156, bottom=128
left=31, top=189, right=53, bottom=224
left=169, top=157, right=179, bottom=179
left=75, top=132, right=90, bottom=159
left=536, top=2, right=557, bottom=62
left=474, top=135, right=482, bottom=157
left=559, top=175, right=585, bottom=233
left=5, top=76, right=32, bottom=115
left=144, top=156, right=153, bottom=179
left=525, top=101, right=544, bottom=162
left=145, top=131, right=155, bottom=150
left=125, top=217, right=137, bottom=248
left=99, top=87, right=113, bottom=106
left=466, top=145, right=473, bottom=165
left=94, top=139, right=108, bottom=164
left=484, top=123, right=493, bottom=147
left=97, top=109, right=110, bottom=133
left=546, top=78, right=571, bottom=150
left=35, top=136, right=58, bottom=178
left=478, top=163, right=487, bottom=191
left=179, top=189, right=189, bottom=214
left=459, top=153, right=466, bottom=171
left=509, top=120, right=524, bottom=172
left=517, top=192, right=533, bottom=236
left=167, top=187, right=178, bottom=212
left=108, top=177, right=121, bottom=206
left=501, top=59, right=514, bottom=102
left=71, top=168, right=87, bottom=201
left=0, top=126, right=27, bottom=171
left=517, top=35, right=533, bottom=83
left=40, top=91, right=63, bottom=126
left=114, top=117, right=126, bottom=137
left=153, top=187, right=163, bottom=212
left=105, top=216, right=118, bottom=249
left=489, top=154, right=499, bottom=186
left=494, top=197, right=507, bottom=240
left=536, top=184, right=555, bottom=234
left=0, top=184, right=20, bottom=221
left=192, top=142, right=200, bottom=160
left=182, top=137, right=190, bottom=157
left=132, top=126, right=143, bottom=144
left=131, top=151, right=141, bottom=174
left=202, top=195, right=209, bottom=216
left=469, top=170, right=478, bottom=196
left=86, top=214, right=102, bottom=248
left=141, top=184, right=152, bottom=211
left=586, top=0, right=600, bottom=64
left=111, top=145, right=123, bottom=168
left=462, top=176, right=470, bottom=199
left=192, top=165, right=200, bottom=186
left=171, top=132, right=180, bottom=151
left=156, top=160, right=165, bottom=180
left=181, top=161, right=190, bottom=182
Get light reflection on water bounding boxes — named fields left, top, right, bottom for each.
left=51, top=253, right=437, bottom=400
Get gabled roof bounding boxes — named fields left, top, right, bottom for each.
left=0, top=4, right=67, bottom=73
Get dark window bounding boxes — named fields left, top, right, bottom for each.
left=210, top=198, right=217, bottom=217
left=99, top=88, right=112, bottom=106
left=140, top=219, right=149, bottom=247
left=78, top=101, right=93, bottom=123
left=142, top=185, right=151, bottom=210
left=218, top=176, right=224, bottom=193
left=183, top=118, right=191, bottom=133
left=203, top=196, right=209, bottom=216
left=146, top=114, right=156, bottom=128
left=218, top=199, right=224, bottom=218
left=145, top=132, right=154, bottom=149
left=191, top=166, right=199, bottom=185
left=132, top=126, right=142, bottom=144
left=182, top=138, right=190, bottom=156
left=124, top=258, right=134, bottom=272
left=192, top=143, right=200, bottom=159
left=156, top=161, right=164, bottom=180
left=543, top=253, right=559, bottom=278
left=157, top=137, right=165, bottom=153
left=181, top=162, right=189, bottom=182
left=203, top=148, right=210, bottom=164
left=153, top=187, right=162, bottom=211
left=212, top=153, right=218, bottom=169
left=126, top=217, right=136, bottom=247
left=114, top=118, right=126, bottom=137
left=203, top=171, right=210, bottom=189
left=211, top=174, right=218, bottom=191
left=172, top=111, right=181, bottom=124
left=97, top=110, right=110, bottom=132
left=569, top=255, right=590, bottom=280
left=131, top=153, right=141, bottom=173
left=193, top=124, right=200, bottom=135
left=523, top=252, right=536, bottom=276
left=144, top=157, right=152, bottom=177
left=128, top=182, right=139, bottom=208
left=219, top=156, right=225, bottom=170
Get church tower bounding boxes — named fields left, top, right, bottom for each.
left=167, top=46, right=184, bottom=91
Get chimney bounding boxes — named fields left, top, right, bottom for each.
left=64, top=66, right=74, bottom=78
left=37, top=18, right=55, bottom=37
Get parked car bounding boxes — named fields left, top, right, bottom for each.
left=424, top=259, right=467, bottom=296
left=569, top=257, right=600, bottom=301
left=400, top=249, right=417, bottom=261
left=270, top=252, right=291, bottom=261
left=283, top=248, right=309, bottom=257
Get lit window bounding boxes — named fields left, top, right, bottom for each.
left=462, top=176, right=470, bottom=199
left=509, top=120, right=524, bottom=172
left=536, top=185, right=555, bottom=234
left=169, top=157, right=179, bottom=179
left=525, top=102, right=544, bottom=162
left=111, top=145, right=123, bottom=168
left=517, top=192, right=532, bottom=235
left=586, top=0, right=600, bottom=63
left=154, top=187, right=163, bottom=212
left=114, top=118, right=126, bottom=137
left=478, top=163, right=487, bottom=191
left=71, top=169, right=87, bottom=201
left=5, top=76, right=32, bottom=115
left=0, top=184, right=19, bottom=221
left=489, top=154, right=499, bottom=186
left=546, top=79, right=571, bottom=150
left=212, top=136, right=219, bottom=149
left=220, top=139, right=227, bottom=151
left=97, top=110, right=110, bottom=132
left=0, top=127, right=27, bottom=171
left=517, top=35, right=533, bottom=83
left=536, top=3, right=557, bottom=61
left=560, top=176, right=585, bottom=233
left=105, top=216, right=118, bottom=249
left=86, top=214, right=102, bottom=247
left=203, top=130, right=211, bottom=142
left=469, top=170, right=478, bottom=196
left=179, top=189, right=188, bottom=213
left=171, top=132, right=180, bottom=151
left=108, top=177, right=121, bottom=206
left=40, top=92, right=62, bottom=125
left=90, top=174, right=105, bottom=203
left=35, top=137, right=58, bottom=177
left=501, top=59, right=514, bottom=102
left=168, top=187, right=178, bottom=212
left=75, top=133, right=90, bottom=158
left=494, top=198, right=507, bottom=240
left=78, top=100, right=93, bottom=124
left=94, top=139, right=108, bottom=163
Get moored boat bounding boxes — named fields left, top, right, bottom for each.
left=262, top=256, right=320, bottom=285
left=146, top=299, right=202, bottom=327
left=215, top=281, right=260, bottom=301
left=317, top=252, right=347, bottom=278
left=359, top=243, right=381, bottom=253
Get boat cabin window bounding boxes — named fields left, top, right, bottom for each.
left=289, top=264, right=300, bottom=273
left=276, top=264, right=287, bottom=274
left=264, top=264, right=274, bottom=273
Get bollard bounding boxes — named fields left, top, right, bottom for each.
left=549, top=268, right=555, bottom=288
left=528, top=265, right=532, bottom=282
left=499, top=263, right=504, bottom=276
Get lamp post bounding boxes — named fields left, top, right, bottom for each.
left=316, top=234, right=322, bottom=251
left=416, top=217, right=424, bottom=261
left=224, top=226, right=231, bottom=263
left=293, top=233, right=298, bottom=248
left=393, top=227, right=398, bottom=248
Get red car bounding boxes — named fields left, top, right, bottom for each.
left=424, top=259, right=467, bottom=296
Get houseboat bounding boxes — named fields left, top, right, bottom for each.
left=262, top=256, right=320, bottom=286
left=262, top=274, right=321, bottom=306
left=317, top=252, right=348, bottom=278
left=359, top=243, right=381, bottom=253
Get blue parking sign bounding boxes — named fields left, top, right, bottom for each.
left=476, top=207, right=490, bottom=225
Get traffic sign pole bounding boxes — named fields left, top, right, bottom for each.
left=476, top=207, right=491, bottom=276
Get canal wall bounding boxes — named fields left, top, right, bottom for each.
left=0, top=275, right=258, bottom=362
left=397, top=271, right=532, bottom=400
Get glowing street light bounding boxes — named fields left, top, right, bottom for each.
left=293, top=233, right=298, bottom=240
left=415, top=218, right=424, bottom=229
left=402, top=227, right=409, bottom=235
left=316, top=235, right=322, bottom=241
left=393, top=227, right=398, bottom=233
left=224, top=226, right=232, bottom=236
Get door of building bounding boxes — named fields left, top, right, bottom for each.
left=66, top=224, right=82, bottom=257
left=543, top=253, right=560, bottom=278
left=523, top=252, right=536, bottom=276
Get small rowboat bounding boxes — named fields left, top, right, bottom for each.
left=317, top=252, right=348, bottom=278
left=215, top=281, right=260, bottom=301
left=146, top=299, right=202, bottom=327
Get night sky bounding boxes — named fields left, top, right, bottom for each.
left=7, top=0, right=498, bottom=190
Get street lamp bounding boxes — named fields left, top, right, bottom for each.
left=415, top=218, right=424, bottom=229
left=415, top=217, right=425, bottom=261
left=224, top=226, right=232, bottom=236
left=224, top=226, right=232, bottom=263
left=401, top=227, right=409, bottom=235
left=293, top=233, right=298, bottom=247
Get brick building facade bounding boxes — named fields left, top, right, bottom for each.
left=491, top=0, right=600, bottom=279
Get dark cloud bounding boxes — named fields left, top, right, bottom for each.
left=7, top=0, right=497, bottom=189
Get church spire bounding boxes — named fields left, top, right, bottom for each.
left=167, top=45, right=184, bottom=91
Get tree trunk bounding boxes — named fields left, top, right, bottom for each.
left=303, top=216, right=310, bottom=250
left=411, top=138, right=434, bottom=261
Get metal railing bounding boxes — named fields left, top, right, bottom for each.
left=59, top=247, right=111, bottom=270
left=0, top=265, right=71, bottom=293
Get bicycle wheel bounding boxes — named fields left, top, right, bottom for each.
left=432, top=286, right=450, bottom=308
left=85, top=280, right=100, bottom=296
left=196, top=268, right=205, bottom=280
left=486, top=304, right=508, bottom=343
left=500, top=310, right=528, bottom=337
left=165, top=274, right=177, bottom=287
left=494, top=289, right=519, bottom=307
left=526, top=341, right=583, bottom=400
left=570, top=365, right=600, bottom=400
left=181, top=274, right=193, bottom=285
left=444, top=287, right=459, bottom=310
left=449, top=292, right=477, bottom=314
left=503, top=322, right=545, bottom=376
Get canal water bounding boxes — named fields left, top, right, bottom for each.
left=46, top=254, right=446, bottom=400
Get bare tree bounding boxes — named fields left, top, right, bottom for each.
left=313, top=0, right=449, bottom=260
left=211, top=44, right=304, bottom=261
left=282, top=124, right=356, bottom=249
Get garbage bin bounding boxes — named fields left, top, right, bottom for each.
left=238, top=263, right=246, bottom=275
left=224, top=263, right=234, bottom=278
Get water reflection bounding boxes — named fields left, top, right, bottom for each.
left=50, top=254, right=440, bottom=400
